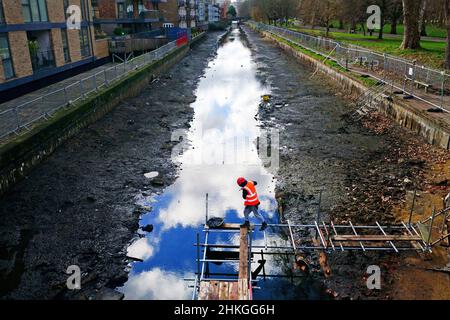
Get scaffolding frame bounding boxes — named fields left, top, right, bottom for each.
left=188, top=193, right=450, bottom=300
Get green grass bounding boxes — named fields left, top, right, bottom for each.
left=291, top=27, right=447, bottom=70
left=329, top=20, right=447, bottom=38
left=270, top=33, right=378, bottom=88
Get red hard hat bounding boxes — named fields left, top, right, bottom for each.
left=237, top=177, right=247, bottom=186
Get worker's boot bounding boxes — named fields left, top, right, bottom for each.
left=260, top=222, right=268, bottom=231
left=240, top=221, right=250, bottom=228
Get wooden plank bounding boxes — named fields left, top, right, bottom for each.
left=198, top=281, right=210, bottom=300
left=228, top=282, right=239, bottom=300
left=332, top=235, right=422, bottom=242
left=208, top=281, right=220, bottom=300
left=218, top=282, right=230, bottom=300
left=207, top=223, right=254, bottom=230
left=238, top=226, right=249, bottom=280
left=238, top=279, right=249, bottom=300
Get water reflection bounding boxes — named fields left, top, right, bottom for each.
left=119, top=29, right=314, bottom=300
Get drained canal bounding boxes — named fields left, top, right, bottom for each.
left=118, top=28, right=326, bottom=300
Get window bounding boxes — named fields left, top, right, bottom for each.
left=63, top=0, right=69, bottom=19
left=0, top=0, right=5, bottom=24
left=61, top=29, right=70, bottom=62
left=117, top=2, right=126, bottom=19
left=22, top=0, right=48, bottom=22
left=0, top=34, right=14, bottom=79
left=79, top=27, right=90, bottom=57
left=80, top=0, right=86, bottom=20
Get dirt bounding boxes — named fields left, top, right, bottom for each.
left=0, top=32, right=225, bottom=300
left=243, top=25, right=450, bottom=300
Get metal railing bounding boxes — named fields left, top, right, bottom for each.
left=249, top=22, right=450, bottom=113
left=0, top=40, right=179, bottom=142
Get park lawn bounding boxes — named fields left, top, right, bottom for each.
left=292, top=27, right=446, bottom=70
left=329, top=20, right=447, bottom=38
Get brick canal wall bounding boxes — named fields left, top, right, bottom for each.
left=0, top=33, right=207, bottom=196
left=257, top=29, right=450, bottom=151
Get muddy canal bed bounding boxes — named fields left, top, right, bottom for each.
left=0, top=32, right=224, bottom=299
left=244, top=25, right=449, bottom=300
left=0, top=25, right=447, bottom=300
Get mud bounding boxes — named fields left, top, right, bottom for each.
left=243, top=25, right=449, bottom=300
left=0, top=32, right=224, bottom=299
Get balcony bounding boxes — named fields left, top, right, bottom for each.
left=30, top=50, right=55, bottom=73
left=95, top=9, right=164, bottom=23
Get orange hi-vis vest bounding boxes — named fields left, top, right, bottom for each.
left=243, top=181, right=260, bottom=206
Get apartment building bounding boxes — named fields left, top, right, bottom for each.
left=92, top=0, right=164, bottom=35
left=206, top=0, right=219, bottom=23
left=0, top=0, right=109, bottom=95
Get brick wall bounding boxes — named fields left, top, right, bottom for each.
left=3, top=0, right=24, bottom=24
left=47, top=0, right=65, bottom=23
left=51, top=29, right=66, bottom=67
left=8, top=31, right=33, bottom=78
left=159, top=0, right=179, bottom=27
left=98, top=0, right=116, bottom=19
left=94, top=39, right=109, bottom=58
left=67, top=29, right=82, bottom=62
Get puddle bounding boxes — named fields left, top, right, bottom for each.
left=118, top=29, right=327, bottom=300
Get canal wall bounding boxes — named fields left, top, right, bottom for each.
left=0, top=33, right=207, bottom=197
left=255, top=28, right=450, bottom=151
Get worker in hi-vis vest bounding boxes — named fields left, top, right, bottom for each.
left=237, top=177, right=268, bottom=231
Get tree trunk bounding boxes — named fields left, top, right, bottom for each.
left=379, top=12, right=385, bottom=39
left=391, top=18, right=398, bottom=34
left=419, top=0, right=428, bottom=37
left=401, top=0, right=423, bottom=49
left=445, top=0, right=450, bottom=69
left=339, top=19, right=344, bottom=30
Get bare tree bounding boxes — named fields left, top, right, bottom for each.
left=389, top=0, right=403, bottom=34
left=418, top=0, right=428, bottom=36
left=401, top=0, right=423, bottom=49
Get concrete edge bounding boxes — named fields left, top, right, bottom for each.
left=254, top=28, right=450, bottom=151
left=0, top=42, right=191, bottom=196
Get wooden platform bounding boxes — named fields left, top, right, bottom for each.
left=198, top=280, right=249, bottom=300
left=198, top=224, right=251, bottom=300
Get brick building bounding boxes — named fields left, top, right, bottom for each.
left=92, top=0, right=164, bottom=35
left=0, top=0, right=109, bottom=95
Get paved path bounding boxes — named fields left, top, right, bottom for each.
left=0, top=42, right=176, bottom=142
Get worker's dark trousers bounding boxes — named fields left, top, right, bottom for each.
left=243, top=205, right=265, bottom=224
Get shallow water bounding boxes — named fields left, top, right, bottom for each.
left=118, top=29, right=326, bottom=300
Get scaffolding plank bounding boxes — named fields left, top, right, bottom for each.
left=238, top=279, right=249, bottom=300
left=218, top=281, right=230, bottom=300
left=208, top=223, right=254, bottom=230
left=198, top=281, right=210, bottom=300
left=208, top=281, right=220, bottom=300
left=332, top=235, right=422, bottom=242
left=239, top=227, right=249, bottom=280
left=228, top=281, right=239, bottom=300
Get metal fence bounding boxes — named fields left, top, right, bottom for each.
left=249, top=22, right=449, bottom=113
left=0, top=40, right=180, bottom=142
